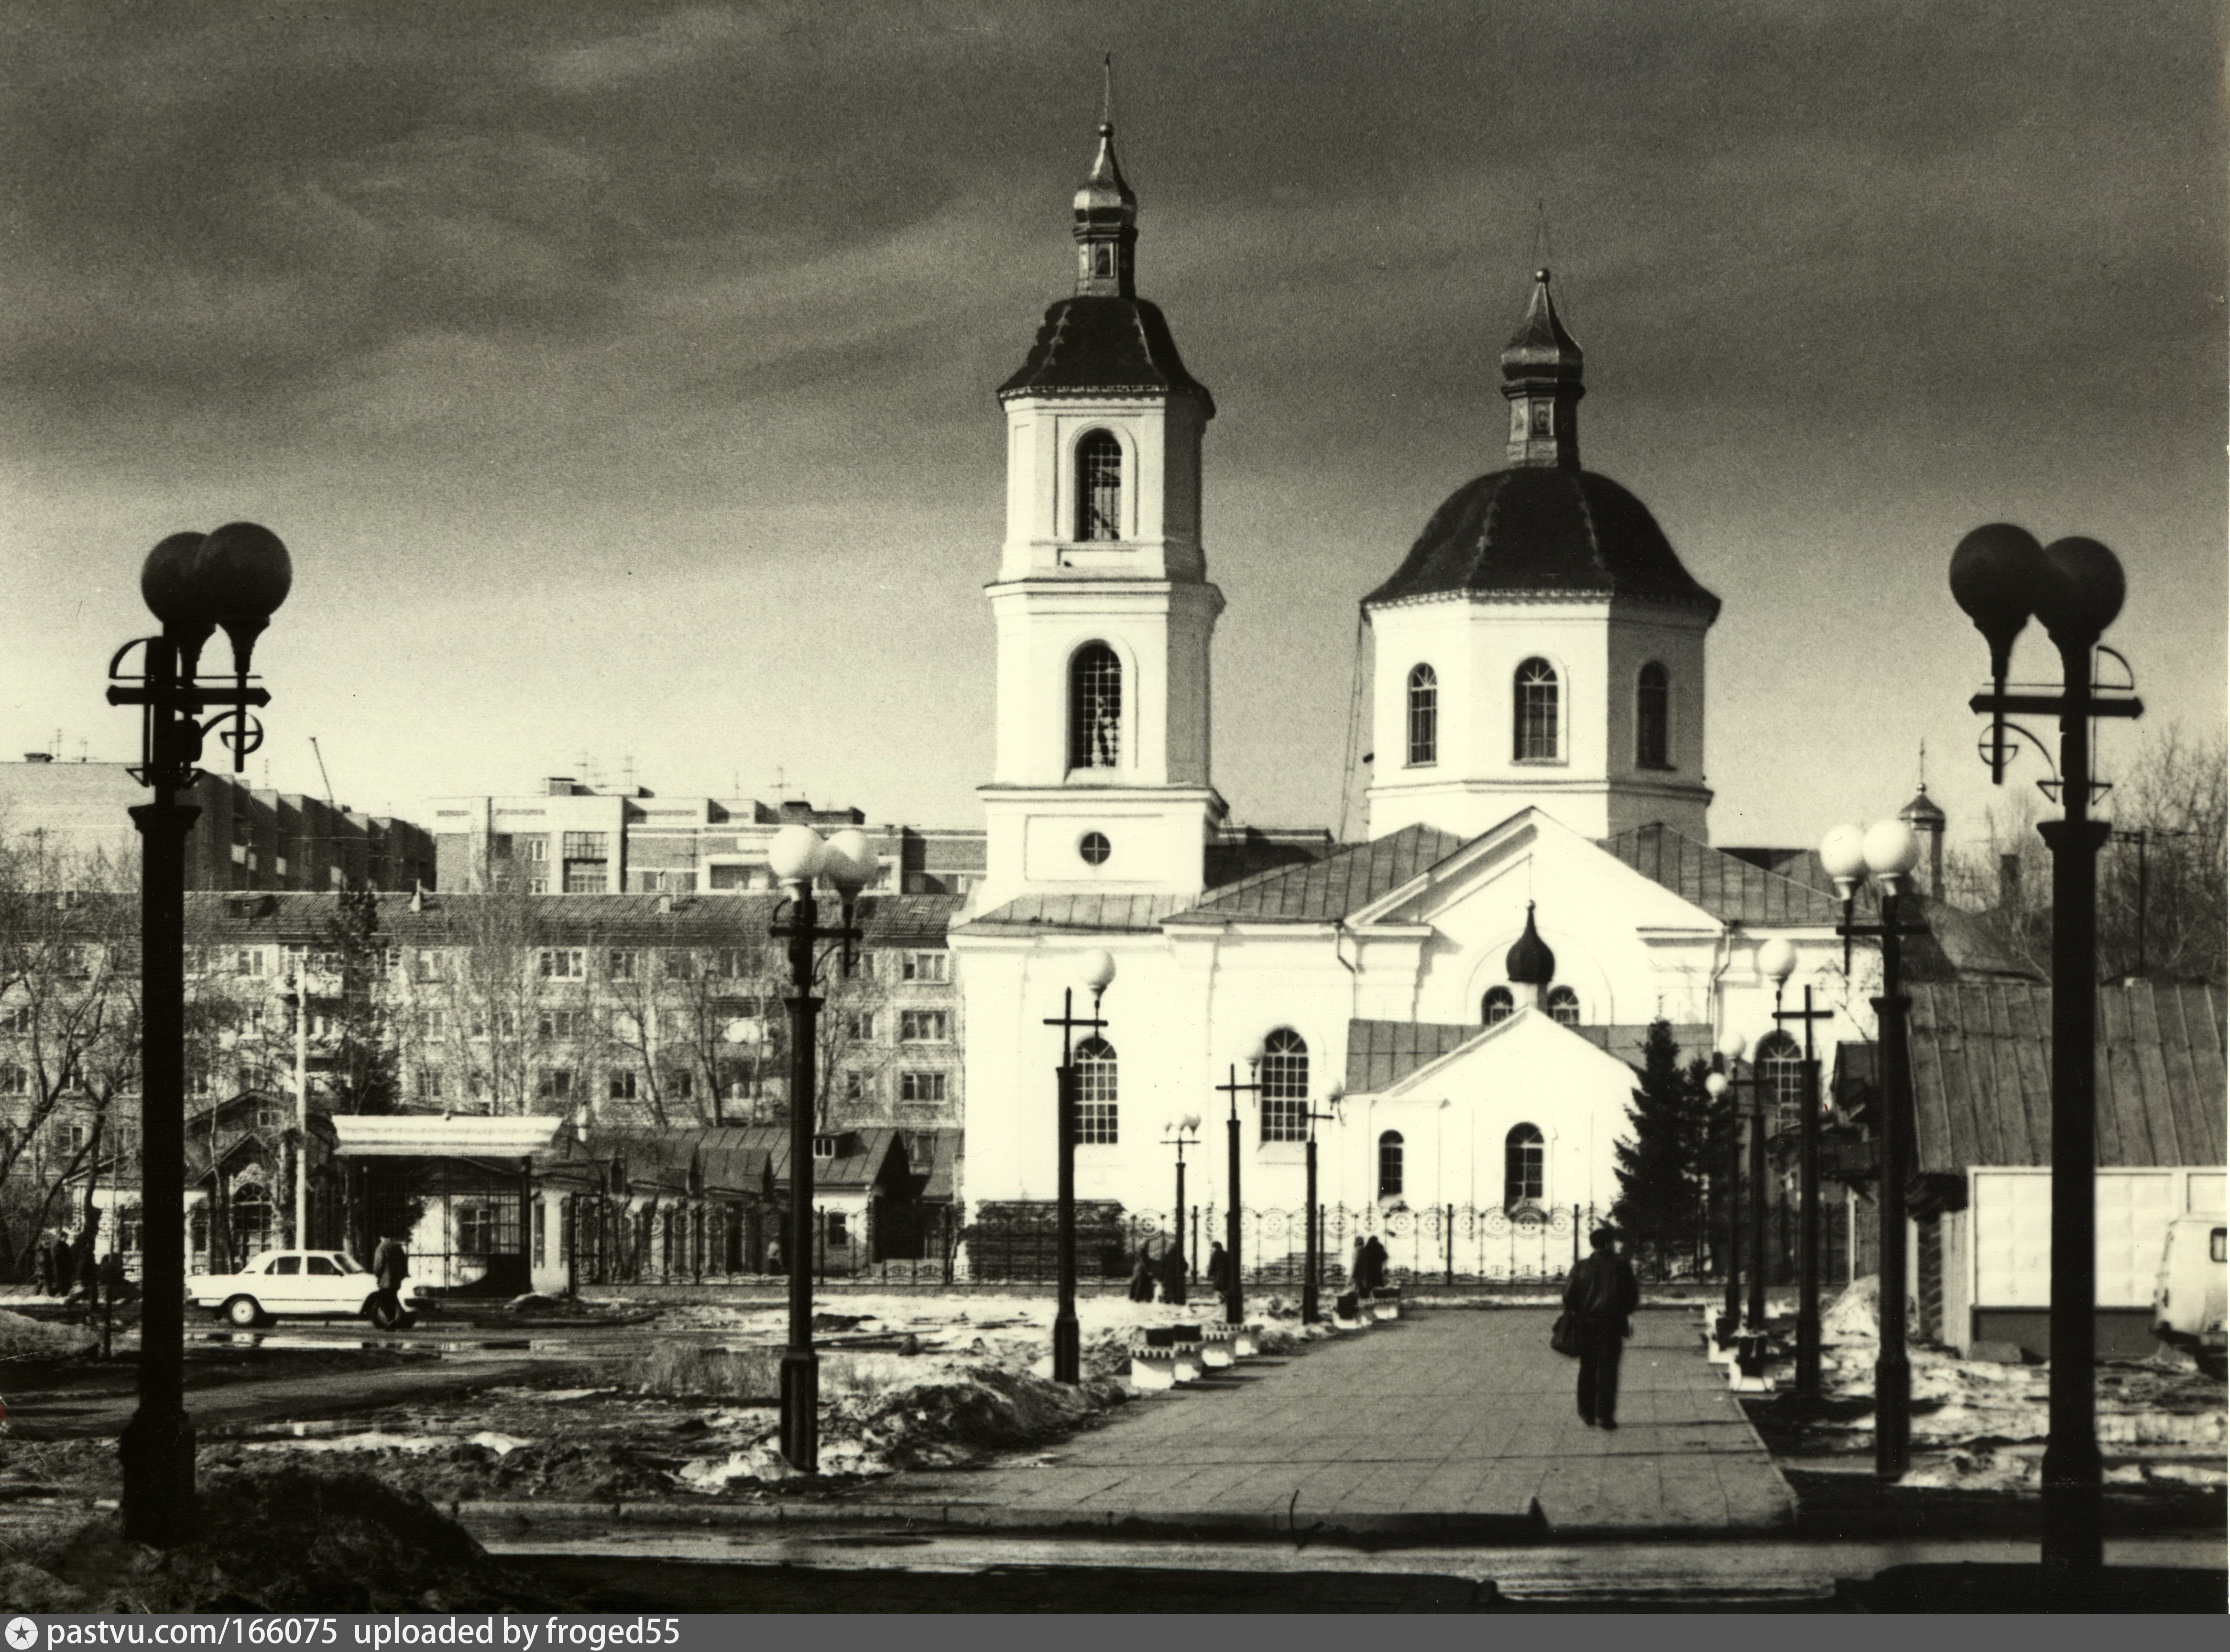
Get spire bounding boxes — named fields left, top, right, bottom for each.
left=1072, top=72, right=1137, bottom=298
left=1501, top=268, right=1585, bottom=470
left=1505, top=901, right=1558, bottom=987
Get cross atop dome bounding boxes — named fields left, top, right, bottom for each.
left=1501, top=269, right=1585, bottom=469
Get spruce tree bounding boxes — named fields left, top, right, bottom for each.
left=1612, top=1020, right=1709, bottom=1275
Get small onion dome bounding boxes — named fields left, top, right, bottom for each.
left=1501, top=269, right=1585, bottom=396
left=1899, top=785, right=1946, bottom=827
left=1505, top=901, right=1557, bottom=986
left=1073, top=122, right=1136, bottom=218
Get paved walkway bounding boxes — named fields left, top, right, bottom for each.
left=879, top=1307, right=1795, bottom=1538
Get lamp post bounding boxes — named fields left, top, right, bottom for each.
left=1820, top=817, right=1928, bottom=1482
left=1705, top=1030, right=1746, bottom=1341
left=105, top=524, right=291, bottom=1548
left=1760, top=938, right=1835, bottom=1399
left=1159, top=1112, right=1201, bottom=1305
left=1951, top=525, right=2141, bottom=1605
left=1045, top=950, right=1115, bottom=1385
left=1213, top=1061, right=1263, bottom=1325
left=766, top=822, right=874, bottom=1473
left=1301, top=1083, right=1344, bottom=1324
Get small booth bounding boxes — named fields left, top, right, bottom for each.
left=329, top=1113, right=565, bottom=1297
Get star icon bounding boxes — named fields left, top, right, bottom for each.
left=8, top=1615, right=40, bottom=1649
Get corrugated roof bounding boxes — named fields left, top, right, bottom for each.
left=1573, top=1022, right=1716, bottom=1071
left=175, top=890, right=957, bottom=948
left=1345, top=1019, right=1478, bottom=1092
left=1597, top=824, right=1843, bottom=926
left=585, top=1123, right=908, bottom=1193
left=1906, top=981, right=2227, bottom=1172
left=960, top=893, right=1197, bottom=935
left=1166, top=824, right=1466, bottom=925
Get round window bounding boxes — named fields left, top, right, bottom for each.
left=1078, top=831, right=1112, bottom=866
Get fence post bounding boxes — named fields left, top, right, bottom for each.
left=1444, top=1203, right=1454, bottom=1283
left=1573, top=1203, right=1582, bottom=1269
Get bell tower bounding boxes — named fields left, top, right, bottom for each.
left=975, top=119, right=1224, bottom=913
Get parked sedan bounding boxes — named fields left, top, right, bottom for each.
left=186, top=1249, right=422, bottom=1329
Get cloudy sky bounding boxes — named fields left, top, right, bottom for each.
left=1, top=0, right=2220, bottom=860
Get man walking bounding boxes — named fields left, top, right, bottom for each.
left=1205, top=1240, right=1233, bottom=1310
left=1562, top=1227, right=1640, bottom=1429
left=372, top=1231, right=409, bottom=1295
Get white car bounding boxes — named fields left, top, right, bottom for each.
left=187, top=1249, right=422, bottom=1330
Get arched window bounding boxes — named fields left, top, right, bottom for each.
left=1068, top=644, right=1122, bottom=770
left=1757, top=1030, right=1805, bottom=1125
left=1546, top=985, right=1580, bottom=1026
left=1406, top=664, right=1437, bottom=766
left=1482, top=986, right=1515, bottom=1026
left=1073, top=1037, right=1118, bottom=1144
left=1259, top=1028, right=1309, bottom=1142
left=1505, top=1124, right=1544, bottom=1206
left=1636, top=662, right=1670, bottom=769
left=1377, top=1130, right=1404, bottom=1199
left=1514, top=657, right=1560, bottom=761
left=1076, top=430, right=1123, bottom=541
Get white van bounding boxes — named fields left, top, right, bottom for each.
left=2151, top=1216, right=2227, bottom=1374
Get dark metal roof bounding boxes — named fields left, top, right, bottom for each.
left=583, top=1123, right=909, bottom=1194
left=1505, top=903, right=1556, bottom=985
left=1906, top=981, right=2227, bottom=1172
left=1165, top=824, right=1466, bottom=926
left=1364, top=468, right=1719, bottom=614
left=961, top=893, right=1196, bottom=935
left=1345, top=1019, right=1478, bottom=1093
left=1572, top=1022, right=1716, bottom=1072
left=1598, top=824, right=1843, bottom=927
left=997, top=295, right=1213, bottom=413
left=177, top=890, right=958, bottom=948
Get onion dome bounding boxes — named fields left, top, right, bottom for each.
left=1505, top=902, right=1557, bottom=986
left=998, top=120, right=1213, bottom=415
left=1363, top=271, right=1716, bottom=617
left=1899, top=785, right=1946, bottom=828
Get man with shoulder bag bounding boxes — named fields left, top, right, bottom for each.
left=1561, top=1227, right=1640, bottom=1429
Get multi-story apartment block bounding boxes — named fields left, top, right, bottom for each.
left=428, top=779, right=988, bottom=899
left=0, top=757, right=436, bottom=892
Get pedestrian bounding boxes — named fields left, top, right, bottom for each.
left=1562, top=1227, right=1640, bottom=1430
left=1205, top=1240, right=1233, bottom=1306
left=765, top=1234, right=787, bottom=1276
left=33, top=1229, right=56, bottom=1297
left=1360, top=1233, right=1388, bottom=1295
left=1157, top=1241, right=1187, bottom=1307
left=372, top=1231, right=410, bottom=1293
left=1127, top=1245, right=1156, bottom=1303
left=71, top=1216, right=100, bottom=1305
left=49, top=1231, right=73, bottom=1301
left=97, top=1249, right=127, bottom=1302
left=1348, top=1235, right=1367, bottom=1294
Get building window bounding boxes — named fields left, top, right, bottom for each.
left=667, top=1069, right=693, bottom=1100
left=1514, top=657, right=1560, bottom=761
left=842, top=1070, right=870, bottom=1103
left=1259, top=1028, right=1309, bottom=1143
left=1078, top=831, right=1112, bottom=866
left=1076, top=429, right=1122, bottom=541
left=236, top=949, right=267, bottom=978
left=899, top=1071, right=947, bottom=1104
left=1757, top=1031, right=1805, bottom=1124
left=457, top=1204, right=498, bottom=1257
left=527, top=878, right=548, bottom=895
left=524, top=838, right=548, bottom=862
left=540, top=1069, right=574, bottom=1102
left=1407, top=664, right=1438, bottom=766
left=712, top=948, right=752, bottom=979
left=900, top=1011, right=949, bottom=1044
left=1378, top=1130, right=1404, bottom=1199
left=538, top=1009, right=588, bottom=1040
left=1483, top=986, right=1515, bottom=1026
left=417, top=1069, right=442, bottom=1100
left=1505, top=1123, right=1544, bottom=1206
left=1547, top=986, right=1580, bottom=1027
left=563, top=862, right=606, bottom=894
left=902, top=952, right=949, bottom=984
left=1069, top=644, right=1123, bottom=770
left=609, top=1069, right=637, bottom=1100
left=608, top=950, right=638, bottom=981
left=846, top=1011, right=875, bottom=1041
left=0, top=1062, right=27, bottom=1097
left=538, top=949, right=585, bottom=980
left=1637, top=662, right=1671, bottom=769
left=1073, top=1037, right=1117, bottom=1143
left=562, top=832, right=607, bottom=859
left=824, top=1210, right=849, bottom=1247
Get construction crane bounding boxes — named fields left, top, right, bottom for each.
left=309, top=736, right=336, bottom=810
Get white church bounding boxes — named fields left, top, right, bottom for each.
left=948, top=121, right=1950, bottom=1238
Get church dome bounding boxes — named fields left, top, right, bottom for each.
left=1505, top=901, right=1557, bottom=986
left=1365, top=465, right=1721, bottom=614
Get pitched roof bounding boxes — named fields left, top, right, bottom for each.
left=583, top=1123, right=909, bottom=1194
left=1572, top=1023, right=1716, bottom=1072
left=996, top=295, right=1213, bottom=413
left=1598, top=823, right=1843, bottom=926
left=1345, top=1018, right=1478, bottom=1092
left=1165, top=824, right=1466, bottom=926
left=960, top=893, right=1197, bottom=935
left=1905, top=981, right=2227, bottom=1171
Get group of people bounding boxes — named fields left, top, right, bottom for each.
left=1125, top=1239, right=1191, bottom=1304
left=30, top=1222, right=127, bottom=1306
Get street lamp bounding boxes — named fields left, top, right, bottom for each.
left=1705, top=1029, right=1747, bottom=1342
left=1159, top=1111, right=1202, bottom=1305
left=1044, top=948, right=1115, bottom=1385
left=1760, top=937, right=1835, bottom=1400
left=106, top=523, right=291, bottom=1548
left=1213, top=1056, right=1265, bottom=1325
left=766, top=821, right=874, bottom=1472
left=1951, top=524, right=2141, bottom=1605
left=1821, top=814, right=1926, bottom=1483
left=1301, top=1083, right=1343, bottom=1324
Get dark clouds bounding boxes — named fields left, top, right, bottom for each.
left=0, top=0, right=2219, bottom=842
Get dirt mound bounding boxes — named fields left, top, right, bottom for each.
left=853, top=1365, right=1126, bottom=1467
left=9, top=1468, right=566, bottom=1612
left=0, top=1308, right=95, bottom=1362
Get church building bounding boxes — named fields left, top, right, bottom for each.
left=950, top=120, right=1939, bottom=1249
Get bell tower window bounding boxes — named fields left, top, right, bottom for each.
left=1076, top=430, right=1123, bottom=542
left=1406, top=665, right=1437, bottom=766
left=1514, top=657, right=1560, bottom=762
left=1637, top=662, right=1670, bottom=769
left=1068, top=643, right=1123, bottom=770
